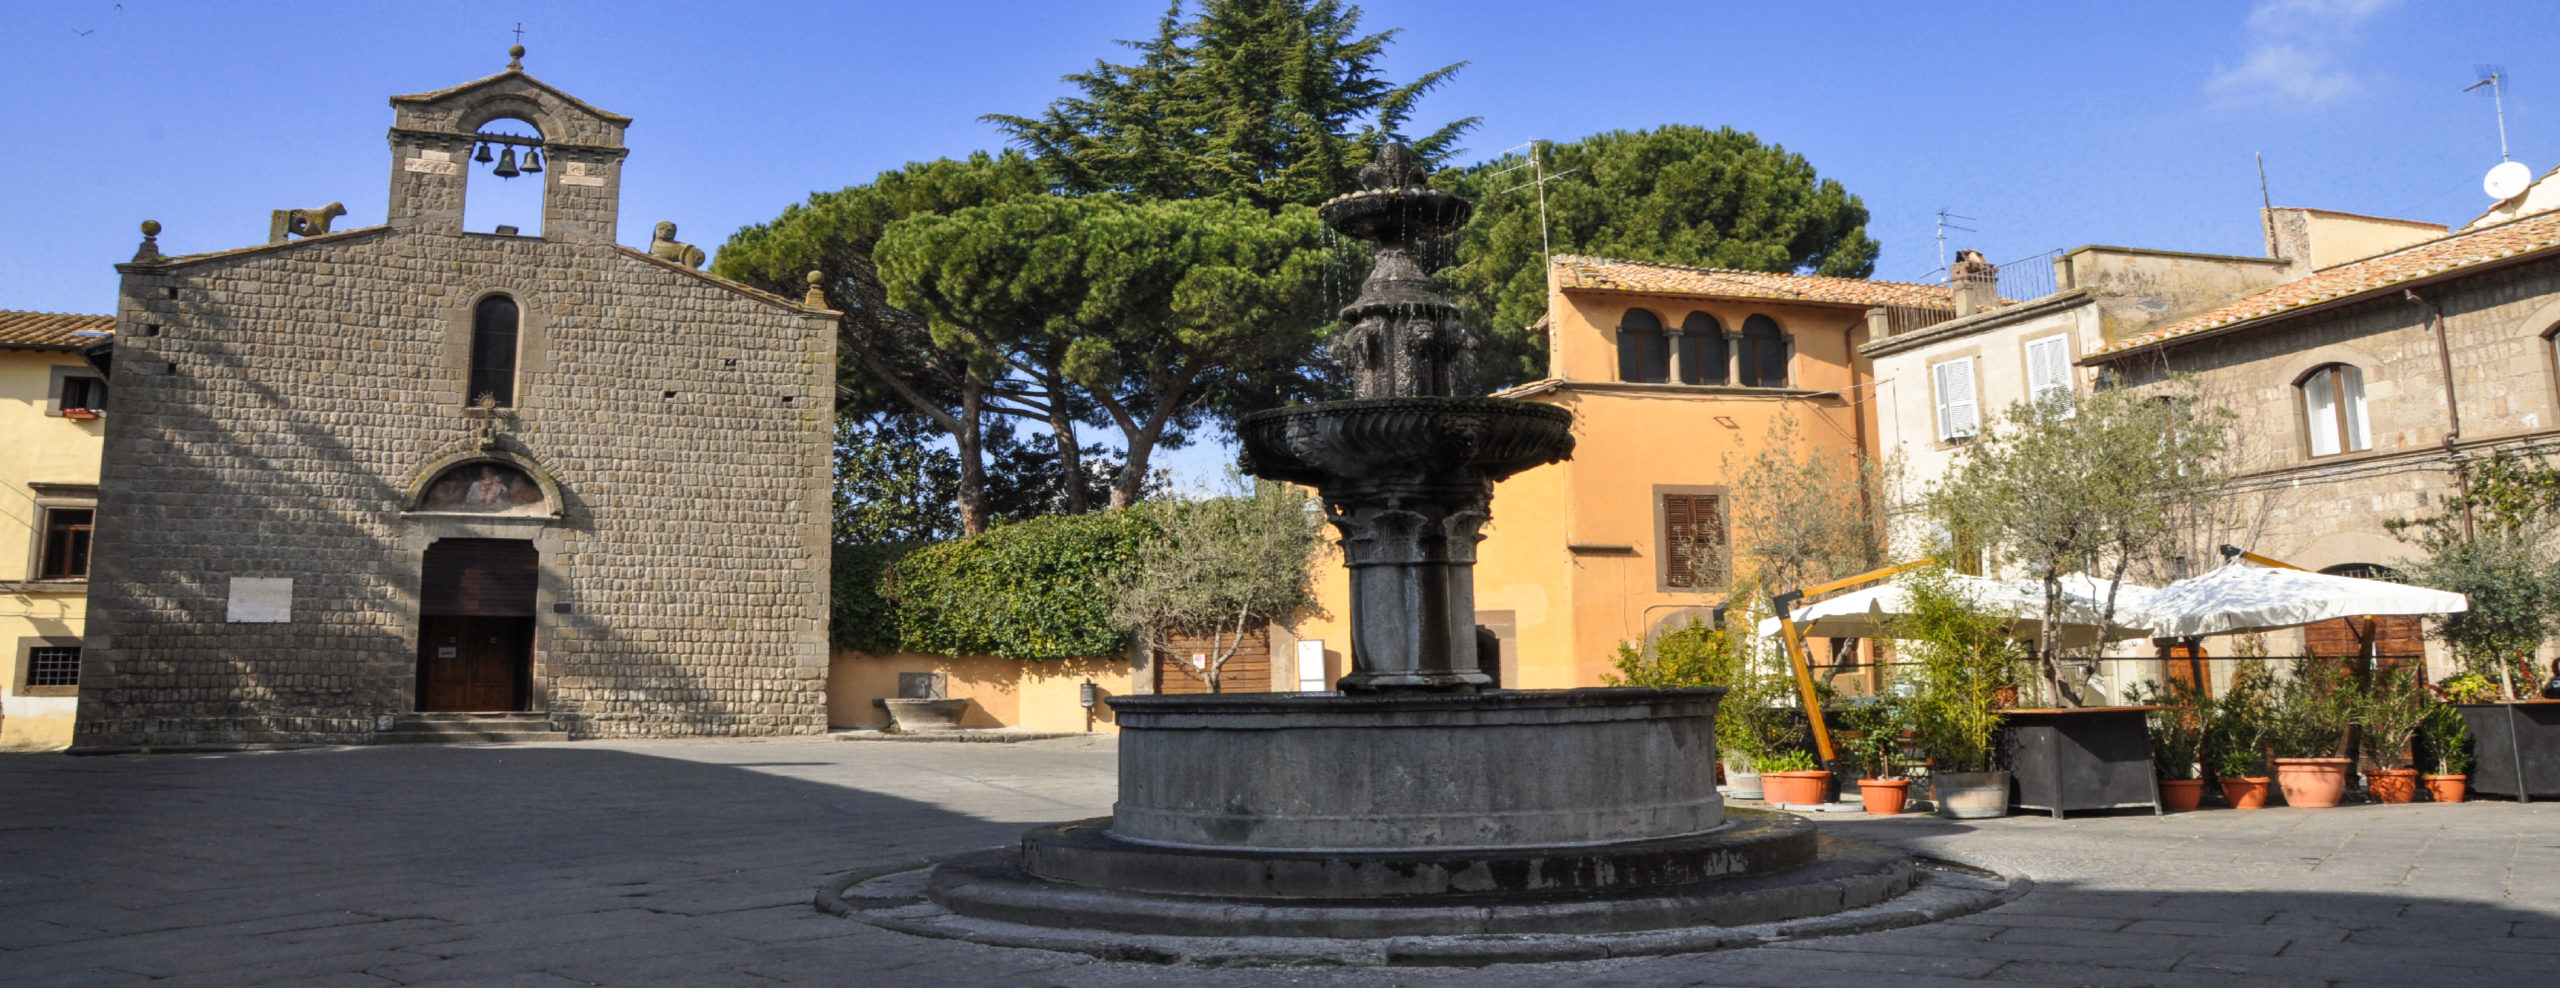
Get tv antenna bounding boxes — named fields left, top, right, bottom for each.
left=1488, top=141, right=1580, bottom=283
left=1933, top=209, right=1976, bottom=282
left=2467, top=66, right=2532, bottom=199
left=2464, top=65, right=2511, bottom=161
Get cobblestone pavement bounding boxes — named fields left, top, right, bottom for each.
left=2, top=736, right=2554, bottom=986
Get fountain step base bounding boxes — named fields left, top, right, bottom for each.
left=821, top=840, right=2021, bottom=966
left=1022, top=809, right=1816, bottom=899
left=937, top=830, right=1909, bottom=939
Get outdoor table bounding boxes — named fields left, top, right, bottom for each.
left=1998, top=706, right=2163, bottom=819
left=2453, top=701, right=2560, bottom=802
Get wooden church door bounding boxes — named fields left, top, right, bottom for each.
left=416, top=538, right=538, bottom=711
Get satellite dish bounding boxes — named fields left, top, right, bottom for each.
left=2485, top=160, right=2532, bottom=200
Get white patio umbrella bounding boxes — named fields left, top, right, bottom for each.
left=2135, top=562, right=2469, bottom=638
left=1756, top=573, right=2159, bottom=647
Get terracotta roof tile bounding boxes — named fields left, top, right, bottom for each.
left=2091, top=209, right=2560, bottom=359
left=0, top=310, right=115, bottom=350
left=1550, top=254, right=1961, bottom=310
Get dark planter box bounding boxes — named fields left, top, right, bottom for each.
left=1998, top=706, right=2163, bottom=820
left=2453, top=702, right=2560, bottom=801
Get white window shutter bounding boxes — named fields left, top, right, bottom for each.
left=1933, top=359, right=1978, bottom=440
left=2025, top=335, right=2073, bottom=414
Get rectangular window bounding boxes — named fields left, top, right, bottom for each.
left=26, top=646, right=79, bottom=688
left=2024, top=334, right=2073, bottom=415
left=59, top=376, right=107, bottom=412
left=1931, top=358, right=1979, bottom=441
left=39, top=509, right=93, bottom=580
left=1662, top=493, right=1727, bottom=590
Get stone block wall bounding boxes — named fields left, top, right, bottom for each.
left=2115, top=255, right=2560, bottom=573
left=77, top=227, right=835, bottom=746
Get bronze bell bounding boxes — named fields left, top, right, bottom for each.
left=492, top=146, right=520, bottom=178
left=474, top=142, right=494, bottom=163
left=522, top=149, right=543, bottom=174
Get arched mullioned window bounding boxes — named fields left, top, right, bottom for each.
left=1616, top=308, right=1669, bottom=383
left=2298, top=363, right=2369, bottom=457
left=1679, top=312, right=1727, bottom=385
left=1737, top=314, right=1789, bottom=388
left=468, top=294, right=521, bottom=407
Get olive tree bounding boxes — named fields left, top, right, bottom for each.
left=1925, top=384, right=2232, bottom=707
left=1109, top=481, right=1323, bottom=692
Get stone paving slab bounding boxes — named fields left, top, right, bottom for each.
left=3, top=735, right=2556, bottom=986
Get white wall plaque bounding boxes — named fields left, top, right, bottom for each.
left=226, top=577, right=293, bottom=623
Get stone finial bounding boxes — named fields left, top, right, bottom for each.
left=804, top=270, right=827, bottom=307
left=1357, top=142, right=1427, bottom=192
left=508, top=44, right=525, bottom=71
left=648, top=221, right=707, bottom=269
left=133, top=219, right=164, bottom=262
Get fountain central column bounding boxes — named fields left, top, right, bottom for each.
left=1237, top=143, right=1570, bottom=692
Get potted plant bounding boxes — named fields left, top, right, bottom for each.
left=2209, top=665, right=2274, bottom=809
left=2415, top=702, right=2473, bottom=803
left=1841, top=696, right=1913, bottom=814
left=2266, top=656, right=2359, bottom=808
left=1757, top=748, right=1829, bottom=806
left=2437, top=671, right=2499, bottom=704
left=2133, top=678, right=2211, bottom=812
left=2357, top=666, right=2432, bottom=804
left=1893, top=564, right=2024, bottom=819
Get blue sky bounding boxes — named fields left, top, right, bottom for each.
left=6, top=0, right=2554, bottom=480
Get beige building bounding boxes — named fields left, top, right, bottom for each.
left=1867, top=208, right=2464, bottom=696
left=2, top=311, right=112, bottom=750
left=2081, top=186, right=2560, bottom=687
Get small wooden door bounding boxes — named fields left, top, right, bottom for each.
left=416, top=538, right=538, bottom=712
left=418, top=615, right=532, bottom=711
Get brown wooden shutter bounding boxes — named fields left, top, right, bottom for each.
left=421, top=538, right=539, bottom=616
left=1662, top=494, right=1725, bottom=589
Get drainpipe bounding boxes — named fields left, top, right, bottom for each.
left=2404, top=289, right=2473, bottom=539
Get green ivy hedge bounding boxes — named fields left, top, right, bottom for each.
left=831, top=509, right=1159, bottom=660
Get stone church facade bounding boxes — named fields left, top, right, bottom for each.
left=75, top=52, right=837, bottom=747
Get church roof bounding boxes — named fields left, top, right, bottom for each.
left=390, top=64, right=631, bottom=125
left=1550, top=254, right=1963, bottom=310
left=2089, top=206, right=2560, bottom=361
left=0, top=310, right=115, bottom=351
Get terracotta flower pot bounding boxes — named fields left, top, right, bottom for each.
left=2158, top=778, right=2204, bottom=812
left=1992, top=684, right=2021, bottom=708
left=2367, top=768, right=2420, bottom=804
left=1764, top=770, right=1832, bottom=807
left=1858, top=778, right=1912, bottom=815
left=2221, top=776, right=2272, bottom=810
left=2423, top=774, right=2468, bottom=803
left=2272, top=757, right=2353, bottom=808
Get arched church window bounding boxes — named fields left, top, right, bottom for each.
left=1679, top=312, right=1727, bottom=385
left=468, top=294, right=520, bottom=407
left=420, top=461, right=546, bottom=514
left=1738, top=315, right=1789, bottom=388
left=1617, top=308, right=1668, bottom=383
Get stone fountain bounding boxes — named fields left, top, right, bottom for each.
left=823, top=146, right=1987, bottom=964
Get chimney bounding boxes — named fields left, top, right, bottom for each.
left=1949, top=249, right=1998, bottom=317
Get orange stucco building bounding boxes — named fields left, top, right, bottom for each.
left=1279, top=256, right=1965, bottom=690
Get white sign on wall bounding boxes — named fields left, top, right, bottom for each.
left=1296, top=639, right=1327, bottom=692
left=226, top=577, right=294, bottom=623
